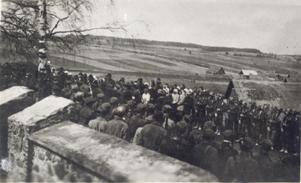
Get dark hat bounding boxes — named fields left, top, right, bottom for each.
left=110, top=97, right=119, bottom=105
left=135, top=103, right=147, bottom=113
left=183, top=114, right=192, bottom=122
left=79, top=107, right=93, bottom=119
left=261, top=139, right=272, bottom=151
left=176, top=120, right=187, bottom=132
left=240, top=137, right=254, bottom=152
left=203, top=128, right=215, bottom=140
left=153, top=110, right=164, bottom=123
left=83, top=96, right=96, bottom=105
left=97, top=102, right=111, bottom=113
left=146, top=103, right=155, bottom=109
left=223, top=130, right=233, bottom=141
left=126, top=100, right=135, bottom=107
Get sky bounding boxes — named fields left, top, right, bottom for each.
left=79, top=0, right=301, bottom=54
left=1, top=0, right=301, bottom=54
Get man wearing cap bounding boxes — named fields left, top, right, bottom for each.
left=183, top=89, right=195, bottom=116
left=162, top=104, right=176, bottom=130
left=234, top=137, right=261, bottom=182
left=126, top=103, right=148, bottom=141
left=138, top=110, right=167, bottom=151
left=104, top=105, right=128, bottom=139
left=219, top=130, right=238, bottom=181
left=192, top=128, right=219, bottom=176
left=79, top=102, right=95, bottom=126
left=88, top=102, right=111, bottom=132
left=256, top=139, right=276, bottom=181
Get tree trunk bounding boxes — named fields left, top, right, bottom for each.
left=37, top=0, right=47, bottom=62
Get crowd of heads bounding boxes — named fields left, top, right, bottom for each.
left=0, top=62, right=300, bottom=182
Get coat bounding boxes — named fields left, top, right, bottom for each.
left=234, top=152, right=261, bottom=182
left=88, top=116, right=107, bottom=132
left=139, top=122, right=168, bottom=151
left=127, top=114, right=148, bottom=140
left=104, top=116, right=128, bottom=139
left=192, top=141, right=219, bottom=175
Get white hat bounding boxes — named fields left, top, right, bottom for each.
left=38, top=48, right=46, bottom=54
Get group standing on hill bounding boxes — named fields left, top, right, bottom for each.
left=0, top=62, right=300, bottom=182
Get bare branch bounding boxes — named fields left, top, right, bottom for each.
left=50, top=25, right=127, bottom=36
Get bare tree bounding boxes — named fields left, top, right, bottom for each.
left=0, top=0, right=123, bottom=61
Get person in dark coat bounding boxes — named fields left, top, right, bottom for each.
left=137, top=110, right=167, bottom=151
left=219, top=130, right=238, bottom=181
left=126, top=103, right=149, bottom=141
left=104, top=105, right=128, bottom=139
left=234, top=137, right=261, bottom=182
left=256, top=139, right=276, bottom=182
left=192, top=128, right=219, bottom=176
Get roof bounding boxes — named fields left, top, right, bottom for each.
left=239, top=70, right=258, bottom=76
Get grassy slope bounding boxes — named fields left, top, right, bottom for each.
left=1, top=36, right=301, bottom=110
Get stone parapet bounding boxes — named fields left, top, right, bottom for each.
left=0, top=86, right=34, bottom=167
left=29, top=121, right=218, bottom=182
left=7, top=96, right=73, bottom=181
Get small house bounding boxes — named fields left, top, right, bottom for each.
left=239, top=69, right=258, bottom=79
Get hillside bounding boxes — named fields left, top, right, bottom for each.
left=1, top=35, right=301, bottom=110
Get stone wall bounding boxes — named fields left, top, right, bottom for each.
left=0, top=86, right=34, bottom=166
left=7, top=95, right=73, bottom=181
left=28, top=121, right=218, bottom=182
left=29, top=144, right=106, bottom=182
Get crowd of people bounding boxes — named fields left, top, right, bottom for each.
left=0, top=62, right=300, bottom=182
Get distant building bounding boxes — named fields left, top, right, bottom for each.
left=206, top=66, right=225, bottom=75
left=275, top=71, right=290, bottom=82
left=239, top=69, right=258, bottom=79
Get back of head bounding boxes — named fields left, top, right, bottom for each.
left=203, top=128, right=215, bottom=141
left=223, top=129, right=233, bottom=141
left=110, top=97, right=119, bottom=106
left=97, top=102, right=111, bottom=116
left=135, top=103, right=147, bottom=114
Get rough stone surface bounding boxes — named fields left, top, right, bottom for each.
left=8, top=95, right=73, bottom=126
left=29, top=145, right=106, bottom=182
left=7, top=96, right=73, bottom=181
left=0, top=86, right=33, bottom=106
left=30, top=121, right=218, bottom=182
left=0, top=86, right=34, bottom=163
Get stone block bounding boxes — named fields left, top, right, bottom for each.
left=0, top=86, right=34, bottom=168
left=29, top=121, right=218, bottom=182
left=7, top=95, right=73, bottom=181
left=30, top=145, right=105, bottom=182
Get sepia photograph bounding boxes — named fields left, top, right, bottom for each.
left=0, top=0, right=300, bottom=182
